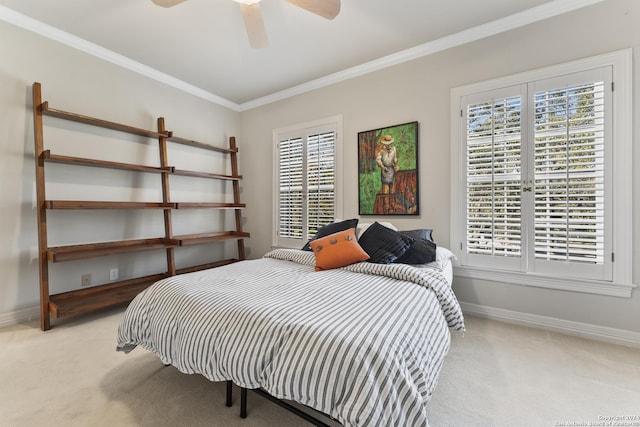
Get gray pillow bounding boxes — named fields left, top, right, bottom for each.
left=399, top=228, right=434, bottom=242
left=358, top=222, right=412, bottom=264
left=394, top=235, right=436, bottom=264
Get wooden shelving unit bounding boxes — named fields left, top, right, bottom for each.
left=32, top=82, right=248, bottom=331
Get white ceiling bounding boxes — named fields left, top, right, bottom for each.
left=0, top=0, right=603, bottom=110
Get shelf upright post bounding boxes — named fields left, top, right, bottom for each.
left=229, top=137, right=246, bottom=260
left=157, top=117, right=176, bottom=276
left=32, top=82, right=51, bottom=331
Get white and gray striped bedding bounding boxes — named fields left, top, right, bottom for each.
left=116, top=248, right=465, bottom=426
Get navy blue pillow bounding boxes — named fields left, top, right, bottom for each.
left=358, top=222, right=412, bottom=264
left=301, top=218, right=359, bottom=251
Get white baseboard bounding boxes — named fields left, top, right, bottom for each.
left=460, top=302, right=640, bottom=349
left=0, top=306, right=40, bottom=329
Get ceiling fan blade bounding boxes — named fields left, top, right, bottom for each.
left=151, top=0, right=188, bottom=7
left=286, top=0, right=340, bottom=20
left=239, top=3, right=269, bottom=49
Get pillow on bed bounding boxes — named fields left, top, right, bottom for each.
left=358, top=221, right=412, bottom=264
left=414, top=247, right=457, bottom=270
left=310, top=228, right=370, bottom=271
left=436, top=246, right=456, bottom=264
left=393, top=234, right=436, bottom=265
left=302, top=218, right=358, bottom=251
left=398, top=228, right=434, bottom=243
left=301, top=218, right=359, bottom=251
left=356, top=221, right=397, bottom=239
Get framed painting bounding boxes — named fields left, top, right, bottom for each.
left=358, top=121, right=419, bottom=216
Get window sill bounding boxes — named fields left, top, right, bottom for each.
left=453, top=265, right=636, bottom=298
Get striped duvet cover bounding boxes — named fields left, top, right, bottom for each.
left=116, top=249, right=465, bottom=426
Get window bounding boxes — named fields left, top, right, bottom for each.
left=273, top=116, right=343, bottom=248
left=451, top=50, right=633, bottom=297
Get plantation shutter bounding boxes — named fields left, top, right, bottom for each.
left=464, top=87, right=524, bottom=270
left=278, top=136, right=304, bottom=240
left=529, top=69, right=611, bottom=280
left=306, top=131, right=336, bottom=239
left=275, top=125, right=337, bottom=248
left=459, top=67, right=612, bottom=280
left=453, top=52, right=633, bottom=294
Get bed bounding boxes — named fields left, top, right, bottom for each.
left=116, top=245, right=464, bottom=426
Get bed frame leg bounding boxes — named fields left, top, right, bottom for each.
left=226, top=381, right=233, bottom=407
left=240, top=387, right=247, bottom=418
left=237, top=387, right=332, bottom=426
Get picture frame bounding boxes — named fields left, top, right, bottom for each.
left=358, top=121, right=419, bottom=216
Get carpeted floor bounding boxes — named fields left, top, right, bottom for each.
left=1, top=308, right=639, bottom=427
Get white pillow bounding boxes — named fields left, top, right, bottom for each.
left=414, top=247, right=457, bottom=271
left=356, top=221, right=397, bottom=239
left=435, top=246, right=456, bottom=263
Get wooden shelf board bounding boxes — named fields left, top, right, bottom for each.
left=174, top=202, right=246, bottom=209
left=46, top=201, right=245, bottom=210
left=49, top=273, right=169, bottom=318
left=46, top=200, right=175, bottom=209
left=41, top=150, right=172, bottom=174
left=176, top=231, right=250, bottom=246
left=40, top=102, right=166, bottom=139
left=47, top=238, right=179, bottom=262
left=172, top=169, right=241, bottom=181
left=175, top=259, right=239, bottom=275
left=167, top=135, right=236, bottom=154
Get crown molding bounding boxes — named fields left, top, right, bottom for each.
left=1, top=0, right=605, bottom=112
left=0, top=5, right=241, bottom=111
left=239, top=0, right=605, bottom=110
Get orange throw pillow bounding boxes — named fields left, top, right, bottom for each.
left=309, top=228, right=370, bottom=271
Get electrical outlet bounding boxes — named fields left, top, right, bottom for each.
left=109, top=268, right=119, bottom=281
left=81, top=274, right=91, bottom=287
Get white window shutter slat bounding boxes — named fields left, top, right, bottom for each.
left=276, top=127, right=337, bottom=246
left=466, top=95, right=522, bottom=258
left=278, top=137, right=304, bottom=239
left=533, top=81, right=606, bottom=266
left=306, top=131, right=336, bottom=239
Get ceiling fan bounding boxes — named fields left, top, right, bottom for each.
left=151, top=0, right=341, bottom=49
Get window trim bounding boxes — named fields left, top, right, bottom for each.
left=272, top=115, right=344, bottom=248
left=450, top=49, right=634, bottom=298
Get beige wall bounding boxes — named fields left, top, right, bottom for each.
left=0, top=20, right=241, bottom=320
left=1, top=0, right=639, bottom=337
left=240, top=0, right=640, bottom=334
